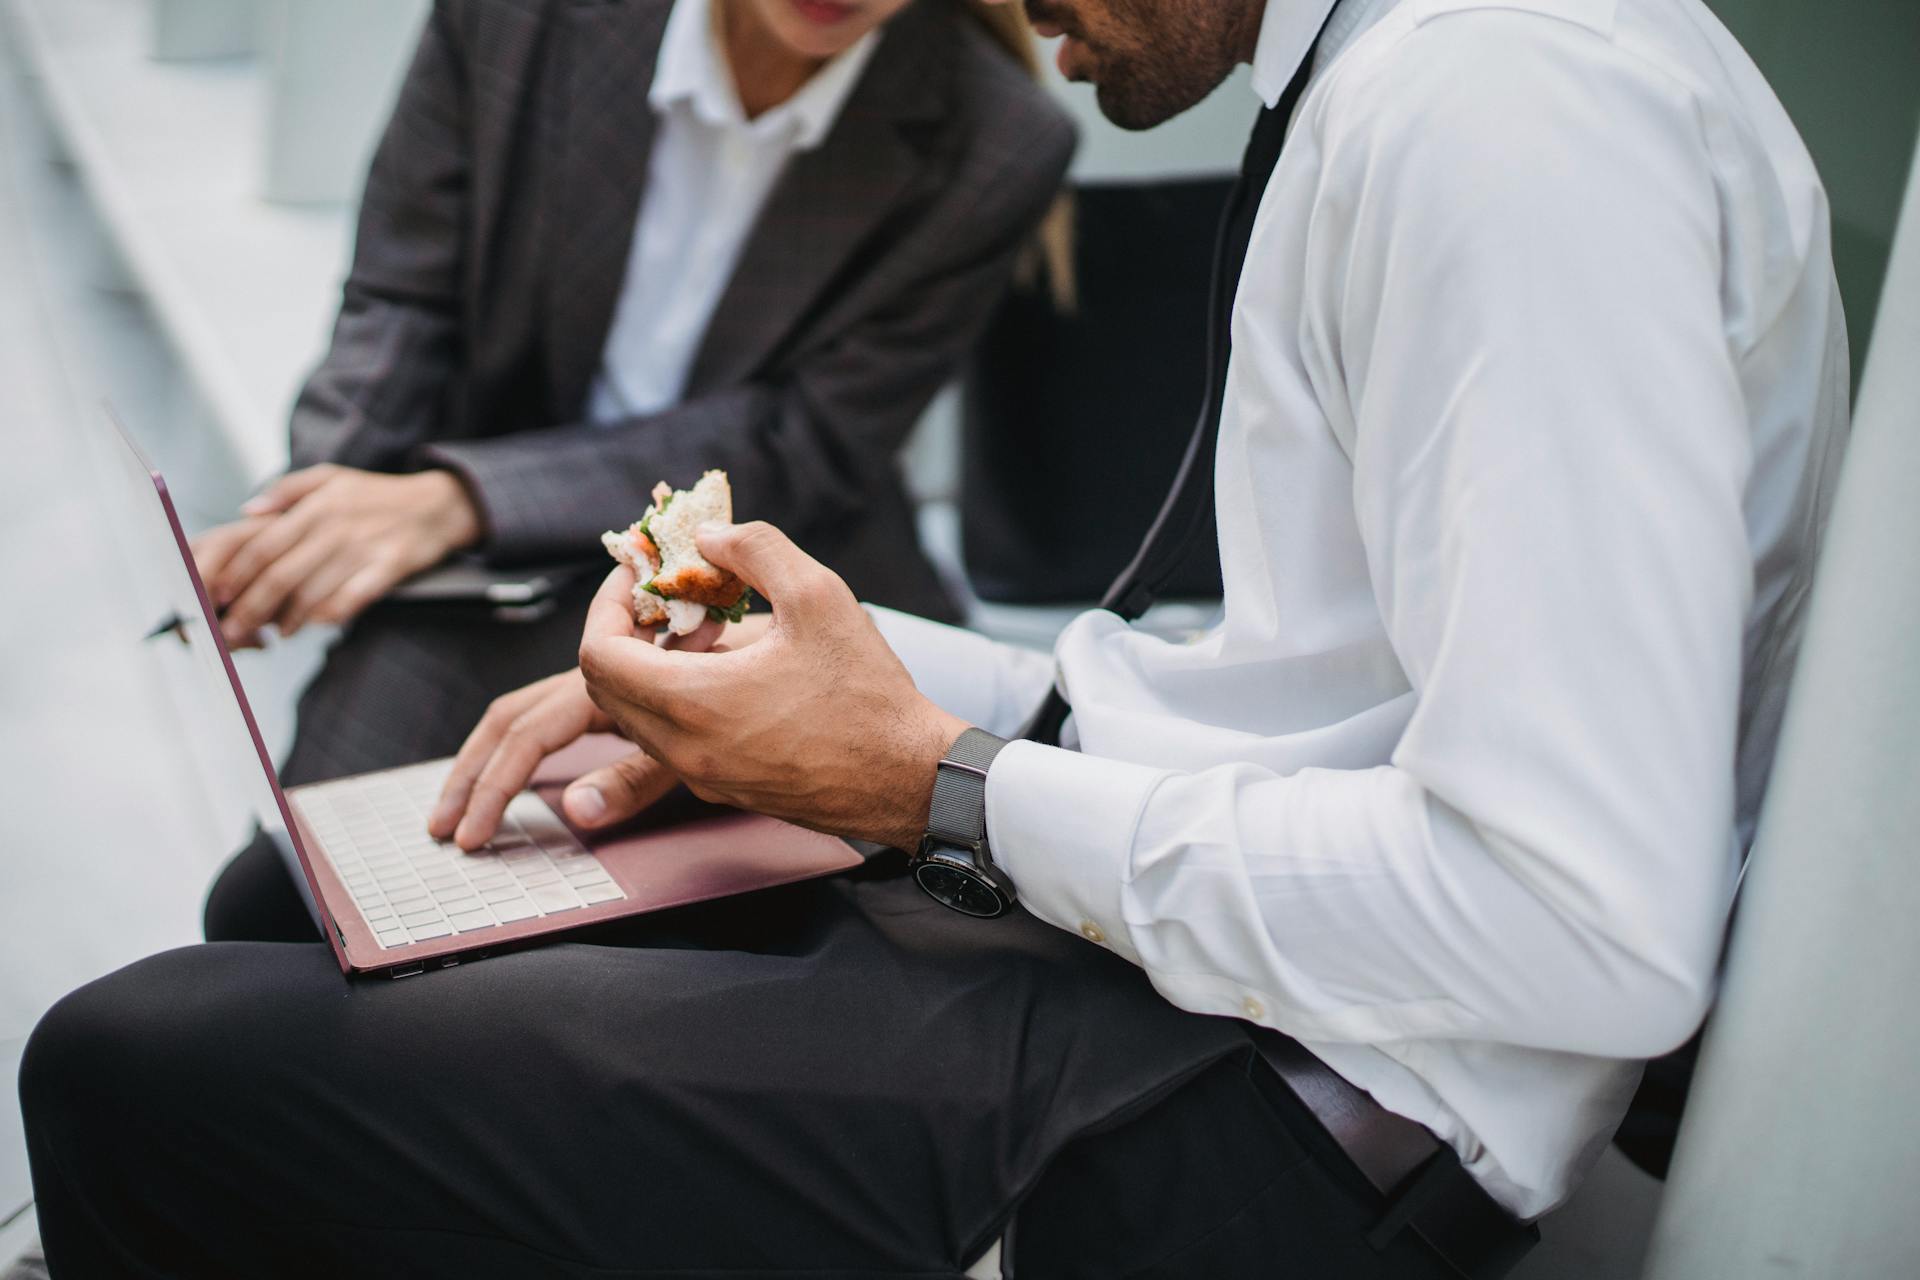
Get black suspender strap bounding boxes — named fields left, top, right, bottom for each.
left=1017, top=35, right=1326, bottom=748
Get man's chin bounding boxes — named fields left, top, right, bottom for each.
left=1093, top=81, right=1193, bottom=132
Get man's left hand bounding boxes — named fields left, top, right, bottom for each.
left=578, top=522, right=969, bottom=852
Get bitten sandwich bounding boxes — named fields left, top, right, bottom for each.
left=601, top=470, right=753, bottom=636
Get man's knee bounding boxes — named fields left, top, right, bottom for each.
left=19, top=965, right=145, bottom=1150
left=22, top=946, right=259, bottom=1135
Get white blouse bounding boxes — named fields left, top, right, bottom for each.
left=587, top=0, right=879, bottom=423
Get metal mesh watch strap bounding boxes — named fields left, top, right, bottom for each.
left=926, top=728, right=1009, bottom=846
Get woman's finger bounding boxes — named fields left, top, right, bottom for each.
left=273, top=551, right=361, bottom=637
left=306, top=557, right=408, bottom=629
left=191, top=518, right=269, bottom=587
left=210, top=502, right=321, bottom=609
left=240, top=465, right=335, bottom=516
left=220, top=532, right=336, bottom=643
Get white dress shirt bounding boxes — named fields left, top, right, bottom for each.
left=873, top=0, right=1849, bottom=1216
left=586, top=0, right=880, bottom=423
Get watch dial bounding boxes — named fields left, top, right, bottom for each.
left=915, top=862, right=1006, bottom=918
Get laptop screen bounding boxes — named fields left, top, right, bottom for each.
left=98, top=408, right=332, bottom=940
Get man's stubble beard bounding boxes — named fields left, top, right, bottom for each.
left=1085, top=0, right=1263, bottom=131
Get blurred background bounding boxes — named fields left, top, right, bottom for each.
left=1, top=0, right=1915, bottom=1273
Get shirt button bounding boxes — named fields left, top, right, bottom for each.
left=1242, top=996, right=1266, bottom=1021
left=1079, top=920, right=1106, bottom=944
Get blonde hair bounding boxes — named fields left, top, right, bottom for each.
left=958, top=0, right=1078, bottom=310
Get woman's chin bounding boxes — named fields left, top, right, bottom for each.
left=768, top=0, right=870, bottom=59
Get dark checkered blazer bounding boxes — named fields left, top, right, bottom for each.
left=287, top=0, right=1076, bottom=622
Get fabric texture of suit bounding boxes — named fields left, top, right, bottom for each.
left=295, top=0, right=1073, bottom=617
left=275, top=0, right=1074, bottom=781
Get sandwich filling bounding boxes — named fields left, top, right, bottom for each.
left=600, top=471, right=752, bottom=636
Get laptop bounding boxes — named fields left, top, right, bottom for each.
left=105, top=407, right=864, bottom=978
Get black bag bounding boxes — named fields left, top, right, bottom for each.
left=960, top=179, right=1234, bottom=605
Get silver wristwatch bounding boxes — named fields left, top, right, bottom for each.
left=909, top=728, right=1017, bottom=918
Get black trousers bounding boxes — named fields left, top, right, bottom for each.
left=21, top=839, right=1457, bottom=1279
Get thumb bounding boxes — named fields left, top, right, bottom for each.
left=563, top=751, right=678, bottom=828
left=241, top=465, right=334, bottom=515
left=696, top=521, right=839, bottom=614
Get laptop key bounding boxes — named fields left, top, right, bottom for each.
left=406, top=921, right=453, bottom=941
left=578, top=883, right=626, bottom=905
left=492, top=900, right=539, bottom=923
left=529, top=885, right=583, bottom=914
left=448, top=908, right=496, bottom=933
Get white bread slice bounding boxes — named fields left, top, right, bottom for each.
left=600, top=525, right=669, bottom=628
left=600, top=471, right=748, bottom=635
left=646, top=471, right=745, bottom=609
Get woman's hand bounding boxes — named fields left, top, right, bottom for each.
left=191, top=464, right=483, bottom=646
left=428, top=590, right=750, bottom=850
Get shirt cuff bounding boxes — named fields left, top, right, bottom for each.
left=986, top=739, right=1170, bottom=962
left=865, top=606, right=1056, bottom=736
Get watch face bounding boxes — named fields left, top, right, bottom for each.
left=914, top=860, right=1009, bottom=919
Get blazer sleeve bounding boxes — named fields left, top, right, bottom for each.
left=421, top=110, right=1076, bottom=562
left=286, top=2, right=469, bottom=472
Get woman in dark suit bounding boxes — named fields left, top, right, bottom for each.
left=190, top=0, right=1074, bottom=784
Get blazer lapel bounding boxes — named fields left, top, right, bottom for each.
left=544, top=0, right=672, bottom=422
left=683, top=0, right=950, bottom=393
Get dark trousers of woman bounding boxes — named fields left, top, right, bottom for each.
left=19, top=597, right=1461, bottom=1277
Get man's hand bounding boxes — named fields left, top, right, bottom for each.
left=428, top=611, right=752, bottom=850
left=578, top=522, right=969, bottom=852
left=190, top=464, right=483, bottom=646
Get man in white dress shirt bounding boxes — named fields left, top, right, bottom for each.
left=451, top=0, right=1845, bottom=1220
left=20, top=0, right=1847, bottom=1274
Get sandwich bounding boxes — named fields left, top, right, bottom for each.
left=601, top=470, right=753, bottom=637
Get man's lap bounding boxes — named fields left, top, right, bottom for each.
left=25, top=872, right=1266, bottom=1276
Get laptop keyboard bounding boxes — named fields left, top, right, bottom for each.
left=293, top=762, right=627, bottom=949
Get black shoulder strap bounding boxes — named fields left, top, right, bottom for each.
left=1018, top=37, right=1325, bottom=747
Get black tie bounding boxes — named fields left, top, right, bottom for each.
left=1018, top=40, right=1325, bottom=747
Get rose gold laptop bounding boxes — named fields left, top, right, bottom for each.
left=105, top=407, right=863, bottom=978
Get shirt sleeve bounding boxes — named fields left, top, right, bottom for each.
left=866, top=606, right=1056, bottom=738
left=987, top=12, right=1750, bottom=1060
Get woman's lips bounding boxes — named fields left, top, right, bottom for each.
left=790, top=0, right=855, bottom=25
